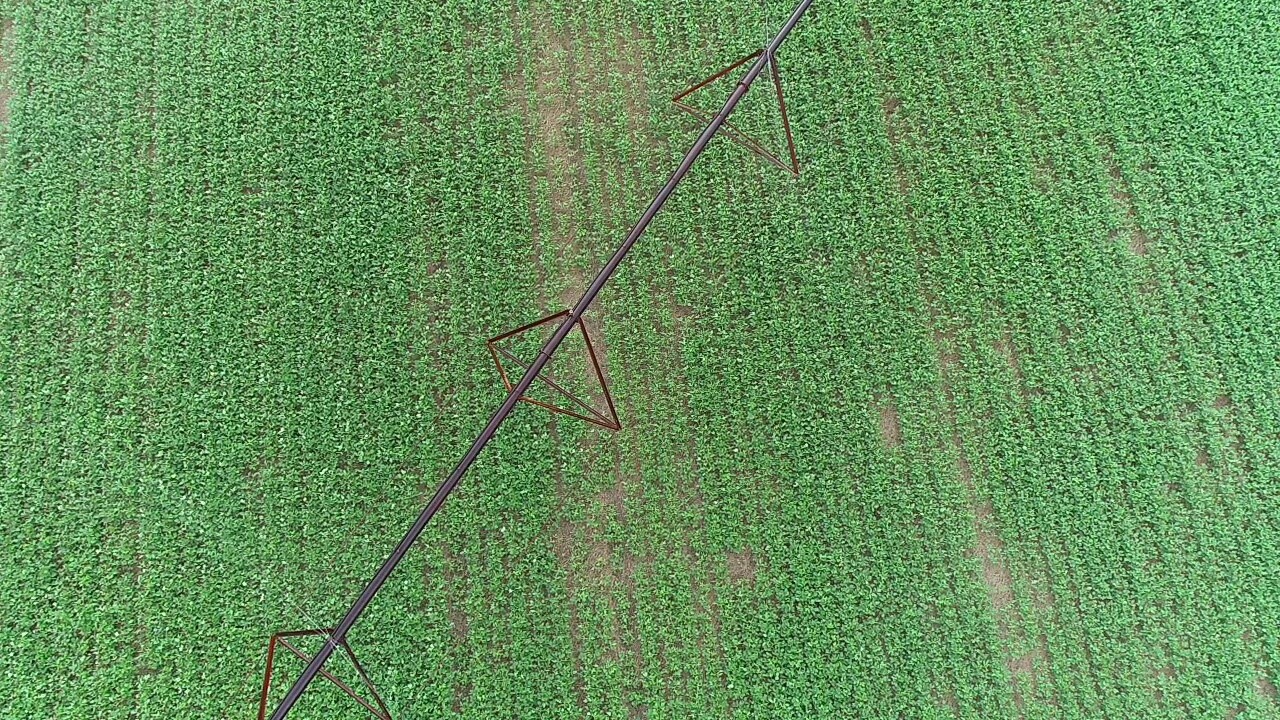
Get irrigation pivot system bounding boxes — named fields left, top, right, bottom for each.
left=262, top=1, right=815, bottom=716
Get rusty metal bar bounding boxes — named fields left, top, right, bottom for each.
left=672, top=49, right=800, bottom=175
left=275, top=638, right=387, bottom=719
left=259, top=630, right=392, bottom=720
left=266, top=2, right=815, bottom=717
left=487, top=311, right=622, bottom=430
left=493, top=345, right=614, bottom=427
left=769, top=53, right=801, bottom=174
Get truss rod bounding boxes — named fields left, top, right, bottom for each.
left=267, top=1, right=814, bottom=716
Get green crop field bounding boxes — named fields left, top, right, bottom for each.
left=2, top=0, right=1278, bottom=718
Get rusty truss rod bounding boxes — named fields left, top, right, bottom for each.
left=267, top=1, right=814, bottom=717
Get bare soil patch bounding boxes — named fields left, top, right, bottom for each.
left=954, top=433, right=1055, bottom=708
left=550, top=520, right=589, bottom=710
left=1130, top=228, right=1149, bottom=256
left=440, top=544, right=470, bottom=646
left=596, top=477, right=626, bottom=523
left=336, top=455, right=368, bottom=472
left=933, top=327, right=960, bottom=376
left=1031, top=578, right=1058, bottom=611
left=883, top=95, right=903, bottom=121
left=525, top=11, right=579, bottom=208
left=895, top=164, right=912, bottom=196
left=1259, top=675, right=1278, bottom=702
left=1010, top=643, right=1047, bottom=675
left=1195, top=448, right=1211, bottom=468
left=1010, top=639, right=1051, bottom=712
left=452, top=682, right=472, bottom=713
left=241, top=454, right=277, bottom=481
left=449, top=603, right=469, bottom=643
left=1103, top=143, right=1153, bottom=256
left=995, top=331, right=1042, bottom=400
left=973, top=500, right=1014, bottom=610
left=882, top=95, right=905, bottom=146
left=859, top=17, right=875, bottom=44
left=557, top=266, right=589, bottom=310
left=877, top=397, right=903, bottom=448
left=552, top=519, right=576, bottom=570
left=512, top=5, right=654, bottom=308
left=0, top=18, right=12, bottom=128
left=1107, top=155, right=1135, bottom=217
left=584, top=530, right=615, bottom=585
left=936, top=687, right=959, bottom=713
left=726, top=547, right=757, bottom=585
left=1033, top=155, right=1056, bottom=193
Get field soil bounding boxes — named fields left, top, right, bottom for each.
left=1, top=1, right=1278, bottom=718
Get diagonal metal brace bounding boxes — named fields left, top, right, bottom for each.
left=672, top=49, right=800, bottom=175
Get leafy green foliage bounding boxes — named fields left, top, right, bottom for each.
left=2, top=0, right=1278, bottom=718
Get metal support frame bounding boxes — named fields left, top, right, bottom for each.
left=258, top=629, right=392, bottom=720
left=672, top=50, right=800, bottom=176
left=264, top=2, right=814, bottom=717
left=487, top=310, right=622, bottom=431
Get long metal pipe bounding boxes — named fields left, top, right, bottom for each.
left=269, top=1, right=814, bottom=716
